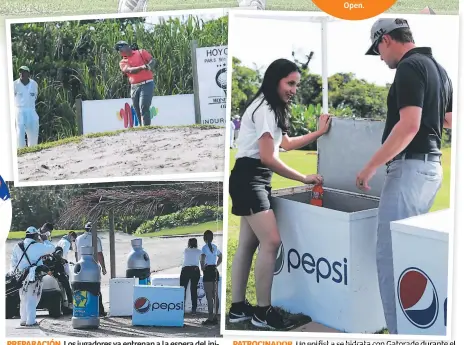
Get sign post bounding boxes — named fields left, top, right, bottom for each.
left=194, top=45, right=228, bottom=126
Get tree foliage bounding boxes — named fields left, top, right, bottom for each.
left=8, top=181, right=222, bottom=232
left=231, top=56, right=451, bottom=148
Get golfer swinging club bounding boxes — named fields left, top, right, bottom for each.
left=357, top=18, right=453, bottom=334
left=115, top=41, right=155, bottom=126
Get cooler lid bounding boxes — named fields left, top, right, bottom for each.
left=317, top=117, right=387, bottom=198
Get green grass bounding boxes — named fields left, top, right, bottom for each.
left=137, top=220, right=223, bottom=237
left=0, top=0, right=458, bottom=16
left=17, top=124, right=221, bottom=156
left=8, top=220, right=223, bottom=240
left=225, top=148, right=451, bottom=332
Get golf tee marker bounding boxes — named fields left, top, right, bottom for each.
left=312, top=0, right=397, bottom=20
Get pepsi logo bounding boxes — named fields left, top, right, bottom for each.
left=134, top=297, right=150, bottom=314
left=274, top=242, right=285, bottom=275
left=397, top=267, right=439, bottom=329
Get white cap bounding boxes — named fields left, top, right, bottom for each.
left=26, top=226, right=39, bottom=235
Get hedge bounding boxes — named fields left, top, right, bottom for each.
left=135, top=205, right=223, bottom=235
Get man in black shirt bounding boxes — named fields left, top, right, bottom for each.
left=356, top=18, right=453, bottom=334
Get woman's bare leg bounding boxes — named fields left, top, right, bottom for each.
left=231, top=217, right=259, bottom=303
left=245, top=210, right=280, bottom=307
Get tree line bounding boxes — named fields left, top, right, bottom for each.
left=8, top=181, right=222, bottom=233
left=231, top=56, right=451, bottom=149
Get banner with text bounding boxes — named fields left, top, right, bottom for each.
left=195, top=45, right=228, bottom=126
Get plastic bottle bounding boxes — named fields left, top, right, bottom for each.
left=310, top=183, right=324, bottom=207
left=126, top=238, right=151, bottom=285
left=71, top=246, right=101, bottom=329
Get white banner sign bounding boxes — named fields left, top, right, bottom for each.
left=195, top=45, right=227, bottom=126
left=81, top=94, right=195, bottom=135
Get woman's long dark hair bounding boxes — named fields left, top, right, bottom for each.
left=246, top=58, right=301, bottom=133
left=204, top=230, right=214, bottom=253
left=188, top=238, right=197, bottom=248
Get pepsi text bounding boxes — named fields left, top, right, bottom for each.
left=287, top=248, right=348, bottom=285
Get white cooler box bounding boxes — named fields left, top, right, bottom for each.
left=270, top=118, right=387, bottom=333
left=109, top=277, right=139, bottom=316
left=391, top=209, right=452, bottom=336
left=151, top=273, right=222, bottom=314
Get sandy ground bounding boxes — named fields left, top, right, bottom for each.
left=5, top=231, right=223, bottom=338
left=17, top=127, right=225, bottom=182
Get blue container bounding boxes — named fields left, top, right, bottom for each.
left=72, top=246, right=101, bottom=329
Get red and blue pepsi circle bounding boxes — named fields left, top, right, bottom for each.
left=134, top=297, right=150, bottom=314
left=397, top=267, right=439, bottom=329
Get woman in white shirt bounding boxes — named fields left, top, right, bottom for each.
left=180, top=238, right=202, bottom=315
left=228, top=58, right=332, bottom=330
left=200, top=230, right=222, bottom=325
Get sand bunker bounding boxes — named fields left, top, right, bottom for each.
left=17, top=127, right=225, bottom=182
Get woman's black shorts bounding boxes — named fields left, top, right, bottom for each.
left=229, top=157, right=273, bottom=216
left=203, top=265, right=219, bottom=282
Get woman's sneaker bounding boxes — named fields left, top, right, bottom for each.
left=251, top=306, right=294, bottom=330
left=228, top=299, right=254, bottom=323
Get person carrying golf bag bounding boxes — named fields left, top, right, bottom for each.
left=9, top=226, right=55, bottom=326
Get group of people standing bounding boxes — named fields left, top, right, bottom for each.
left=9, top=222, right=107, bottom=327
left=180, top=230, right=222, bottom=325
left=9, top=223, right=222, bottom=328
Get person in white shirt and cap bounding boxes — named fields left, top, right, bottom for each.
left=13, top=66, right=40, bottom=149
left=10, top=226, right=55, bottom=326
left=75, top=222, right=107, bottom=316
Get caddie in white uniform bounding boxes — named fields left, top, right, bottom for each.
left=13, top=66, right=40, bottom=148
left=10, top=226, right=55, bottom=326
